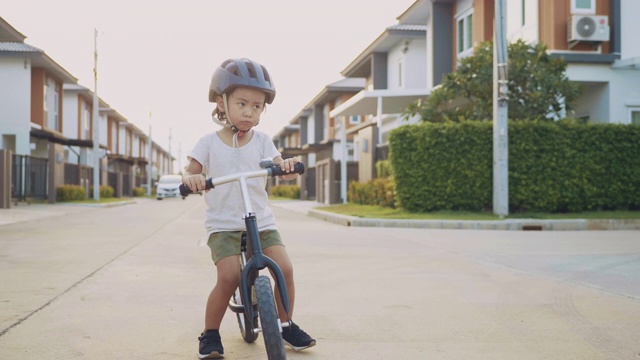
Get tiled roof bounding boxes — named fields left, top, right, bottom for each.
left=0, top=42, right=42, bottom=53
left=386, top=24, right=427, bottom=32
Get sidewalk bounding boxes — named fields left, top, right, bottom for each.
left=2, top=199, right=639, bottom=230
left=269, top=200, right=640, bottom=231
left=0, top=200, right=138, bottom=226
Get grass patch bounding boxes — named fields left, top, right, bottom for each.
left=64, top=197, right=135, bottom=204
left=319, top=203, right=640, bottom=220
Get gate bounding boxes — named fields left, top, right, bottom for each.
left=12, top=155, right=48, bottom=201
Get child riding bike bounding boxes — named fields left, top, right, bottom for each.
left=181, top=58, right=316, bottom=359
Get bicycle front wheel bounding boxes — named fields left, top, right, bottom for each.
left=255, top=276, right=287, bottom=360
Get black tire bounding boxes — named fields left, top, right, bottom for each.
left=255, top=276, right=286, bottom=360
left=232, top=291, right=259, bottom=343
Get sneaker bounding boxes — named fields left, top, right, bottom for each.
left=198, top=330, right=224, bottom=359
left=282, top=322, right=316, bottom=351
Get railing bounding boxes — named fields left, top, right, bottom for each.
left=12, top=155, right=48, bottom=201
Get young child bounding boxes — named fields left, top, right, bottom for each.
left=181, top=58, right=316, bottom=359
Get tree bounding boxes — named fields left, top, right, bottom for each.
left=406, top=40, right=582, bottom=123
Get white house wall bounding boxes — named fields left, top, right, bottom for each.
left=620, top=0, right=640, bottom=59
left=0, top=57, right=31, bottom=155
left=118, top=126, right=126, bottom=155
left=62, top=93, right=79, bottom=139
left=567, top=63, right=640, bottom=124
left=387, top=41, right=427, bottom=90
left=99, top=114, right=107, bottom=148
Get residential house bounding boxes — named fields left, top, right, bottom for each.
left=62, top=83, right=108, bottom=195
left=275, top=78, right=365, bottom=203
left=329, top=5, right=429, bottom=183
left=0, top=16, right=173, bottom=205
left=322, top=0, right=638, bottom=192
left=1, top=16, right=77, bottom=203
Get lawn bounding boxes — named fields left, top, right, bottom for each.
left=318, top=203, right=640, bottom=220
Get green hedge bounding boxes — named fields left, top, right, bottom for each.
left=269, top=184, right=300, bottom=199
left=389, top=121, right=640, bottom=213
left=347, top=177, right=397, bottom=208
left=57, top=185, right=86, bottom=202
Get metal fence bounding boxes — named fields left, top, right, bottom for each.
left=12, top=155, right=48, bottom=201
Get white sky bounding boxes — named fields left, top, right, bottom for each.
left=3, top=0, right=416, bottom=170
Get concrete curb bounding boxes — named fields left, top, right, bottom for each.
left=308, top=209, right=640, bottom=231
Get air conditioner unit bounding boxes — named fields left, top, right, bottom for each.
left=568, top=15, right=610, bottom=42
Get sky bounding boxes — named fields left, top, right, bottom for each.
left=2, top=0, right=417, bottom=171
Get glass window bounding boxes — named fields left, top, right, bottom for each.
left=457, top=9, right=474, bottom=57
left=631, top=110, right=640, bottom=126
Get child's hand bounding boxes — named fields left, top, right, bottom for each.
left=279, top=157, right=299, bottom=180
left=182, top=174, right=208, bottom=193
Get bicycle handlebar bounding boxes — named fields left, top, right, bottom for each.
left=179, top=162, right=305, bottom=197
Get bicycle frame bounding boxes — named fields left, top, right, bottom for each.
left=181, top=165, right=304, bottom=328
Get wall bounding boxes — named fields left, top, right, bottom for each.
left=620, top=0, right=640, bottom=59
left=0, top=57, right=31, bottom=154
left=566, top=63, right=640, bottom=123
left=387, top=41, right=427, bottom=90
left=63, top=93, right=79, bottom=139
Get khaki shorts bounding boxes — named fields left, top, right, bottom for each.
left=207, top=230, right=284, bottom=264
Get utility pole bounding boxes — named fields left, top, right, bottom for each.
left=340, top=117, right=347, bottom=204
left=168, top=128, right=172, bottom=174
left=493, top=0, right=509, bottom=217
left=146, top=112, right=153, bottom=196
left=92, top=28, right=100, bottom=201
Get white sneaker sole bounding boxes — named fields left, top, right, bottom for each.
left=198, top=351, right=223, bottom=359
left=284, top=340, right=317, bottom=351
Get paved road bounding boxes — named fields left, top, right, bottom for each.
left=0, top=198, right=639, bottom=359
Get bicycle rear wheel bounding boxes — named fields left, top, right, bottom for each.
left=255, top=276, right=287, bottom=360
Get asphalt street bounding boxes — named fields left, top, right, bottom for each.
left=0, top=197, right=639, bottom=359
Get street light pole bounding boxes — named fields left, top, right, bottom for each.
left=146, top=112, right=153, bottom=196
left=92, top=28, right=100, bottom=201
left=493, top=0, right=509, bottom=217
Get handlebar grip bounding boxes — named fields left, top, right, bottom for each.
left=270, top=162, right=305, bottom=177
left=179, top=178, right=214, bottom=197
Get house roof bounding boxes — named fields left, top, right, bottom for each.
left=0, top=41, right=77, bottom=83
left=329, top=88, right=430, bottom=118
left=304, top=77, right=366, bottom=108
left=0, top=16, right=26, bottom=42
left=340, top=24, right=427, bottom=78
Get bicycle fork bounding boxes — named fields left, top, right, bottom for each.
left=240, top=215, right=292, bottom=331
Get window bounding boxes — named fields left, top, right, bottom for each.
left=571, top=0, right=595, bottom=14
left=630, top=108, right=640, bottom=125
left=397, top=58, right=404, bottom=88
left=457, top=8, right=474, bottom=57
left=349, top=115, right=361, bottom=125
left=83, top=106, right=91, bottom=139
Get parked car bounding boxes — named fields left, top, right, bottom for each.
left=156, top=175, right=184, bottom=200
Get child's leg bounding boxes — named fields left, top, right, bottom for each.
left=263, top=245, right=295, bottom=322
left=204, top=255, right=241, bottom=331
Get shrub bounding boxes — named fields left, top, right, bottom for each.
left=56, top=185, right=86, bottom=202
left=89, top=185, right=115, bottom=199
left=347, top=177, right=397, bottom=208
left=100, top=185, right=115, bottom=198
left=132, top=187, right=146, bottom=197
left=269, top=185, right=300, bottom=199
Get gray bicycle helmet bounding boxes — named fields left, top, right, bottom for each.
left=209, top=58, right=276, bottom=104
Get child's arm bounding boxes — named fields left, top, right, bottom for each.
left=274, top=156, right=299, bottom=181
left=182, top=158, right=208, bottom=193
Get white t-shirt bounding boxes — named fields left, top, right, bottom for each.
left=188, top=130, right=281, bottom=234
